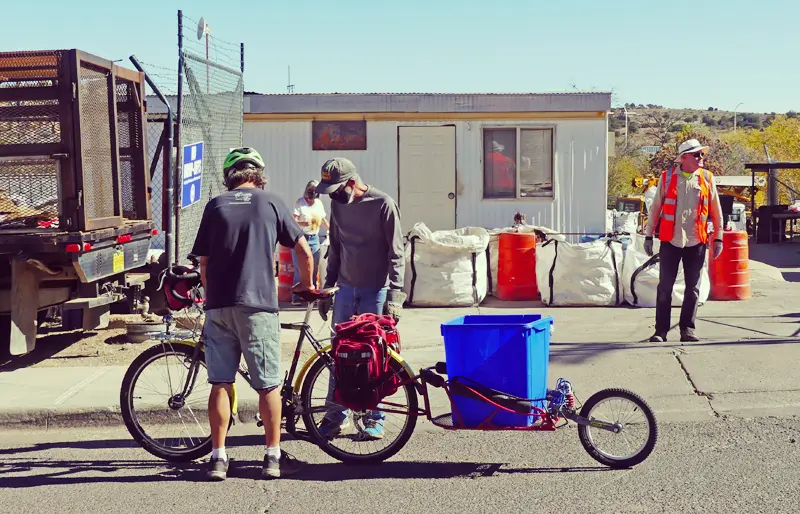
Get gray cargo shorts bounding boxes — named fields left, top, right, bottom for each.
left=203, top=306, right=281, bottom=391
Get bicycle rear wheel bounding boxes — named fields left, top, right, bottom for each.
left=120, top=341, right=223, bottom=462
left=300, top=354, right=418, bottom=464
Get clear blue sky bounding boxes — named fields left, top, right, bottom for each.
left=3, top=0, right=797, bottom=114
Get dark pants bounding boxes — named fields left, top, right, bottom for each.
left=655, top=242, right=707, bottom=334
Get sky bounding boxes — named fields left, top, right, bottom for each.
left=2, top=0, right=798, bottom=114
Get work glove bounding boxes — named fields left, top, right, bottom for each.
left=712, top=239, right=723, bottom=259
left=317, top=295, right=333, bottom=321
left=384, top=290, right=407, bottom=323
left=643, top=237, right=654, bottom=257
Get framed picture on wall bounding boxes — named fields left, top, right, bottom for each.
left=312, top=120, right=367, bottom=151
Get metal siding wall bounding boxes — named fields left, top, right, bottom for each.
left=456, top=119, right=607, bottom=240
left=243, top=118, right=607, bottom=240
left=242, top=121, right=400, bottom=235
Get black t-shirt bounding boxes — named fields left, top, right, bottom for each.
left=191, top=187, right=304, bottom=312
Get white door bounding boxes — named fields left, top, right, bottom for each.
left=398, top=126, right=456, bottom=231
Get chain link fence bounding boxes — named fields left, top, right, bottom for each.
left=174, top=12, right=244, bottom=263
left=136, top=13, right=243, bottom=264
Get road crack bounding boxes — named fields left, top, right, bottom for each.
left=673, top=352, right=720, bottom=418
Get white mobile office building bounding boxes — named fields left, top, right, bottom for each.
left=242, top=92, right=611, bottom=237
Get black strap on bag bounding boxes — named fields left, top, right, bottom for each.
left=485, top=245, right=493, bottom=295
left=407, top=235, right=420, bottom=305
left=542, top=239, right=559, bottom=306
left=630, top=254, right=660, bottom=306
left=470, top=251, right=479, bottom=306
left=605, top=239, right=623, bottom=306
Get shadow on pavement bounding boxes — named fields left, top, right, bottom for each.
left=550, top=337, right=800, bottom=366
left=0, top=328, right=89, bottom=373
left=0, top=456, right=615, bottom=487
left=225, top=460, right=615, bottom=481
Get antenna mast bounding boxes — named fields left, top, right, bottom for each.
left=287, top=66, right=295, bottom=93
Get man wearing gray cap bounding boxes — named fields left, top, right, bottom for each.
left=314, top=157, right=406, bottom=440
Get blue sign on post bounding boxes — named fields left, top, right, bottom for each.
left=181, top=141, right=204, bottom=209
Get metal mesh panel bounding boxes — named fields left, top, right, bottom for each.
left=0, top=158, right=59, bottom=230
left=116, top=78, right=145, bottom=220
left=175, top=14, right=243, bottom=263
left=78, top=63, right=116, bottom=221
left=147, top=113, right=167, bottom=251
left=0, top=51, right=64, bottom=231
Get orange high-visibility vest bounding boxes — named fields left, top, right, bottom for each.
left=657, top=166, right=713, bottom=244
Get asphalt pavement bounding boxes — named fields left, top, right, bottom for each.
left=1, top=416, right=798, bottom=513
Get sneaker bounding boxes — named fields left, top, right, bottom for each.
left=680, top=330, right=700, bottom=342
left=206, top=457, right=229, bottom=481
left=317, top=416, right=351, bottom=440
left=262, top=450, right=303, bottom=479
left=361, top=417, right=385, bottom=440
left=649, top=333, right=667, bottom=343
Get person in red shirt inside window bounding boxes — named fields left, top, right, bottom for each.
left=487, top=141, right=515, bottom=195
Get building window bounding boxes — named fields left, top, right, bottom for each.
left=483, top=127, right=554, bottom=199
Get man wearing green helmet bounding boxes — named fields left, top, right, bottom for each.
left=191, top=147, right=314, bottom=481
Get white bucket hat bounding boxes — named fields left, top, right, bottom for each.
left=675, top=138, right=710, bottom=161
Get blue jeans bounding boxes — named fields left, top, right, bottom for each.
left=292, top=233, right=321, bottom=300
left=324, top=282, right=388, bottom=424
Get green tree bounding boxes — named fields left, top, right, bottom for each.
left=608, top=152, right=649, bottom=198
left=648, top=127, right=747, bottom=177
left=735, top=115, right=800, bottom=204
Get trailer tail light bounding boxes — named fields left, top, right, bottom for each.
left=66, top=243, right=92, bottom=253
left=117, top=234, right=132, bottom=244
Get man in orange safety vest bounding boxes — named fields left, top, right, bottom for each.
left=643, top=139, right=724, bottom=343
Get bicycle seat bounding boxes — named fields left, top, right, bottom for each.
left=293, top=287, right=339, bottom=303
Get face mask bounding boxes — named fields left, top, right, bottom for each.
left=330, top=186, right=354, bottom=204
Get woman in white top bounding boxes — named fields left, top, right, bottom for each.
left=291, top=180, right=328, bottom=303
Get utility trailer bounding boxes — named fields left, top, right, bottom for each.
left=0, top=49, right=156, bottom=357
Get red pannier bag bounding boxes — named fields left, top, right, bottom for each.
left=332, top=314, right=403, bottom=411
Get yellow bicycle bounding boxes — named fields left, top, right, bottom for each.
left=120, top=261, right=418, bottom=463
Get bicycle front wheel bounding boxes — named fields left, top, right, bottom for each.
left=300, top=354, right=418, bottom=464
left=120, top=341, right=220, bottom=462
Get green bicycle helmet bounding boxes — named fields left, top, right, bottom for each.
left=223, top=147, right=265, bottom=175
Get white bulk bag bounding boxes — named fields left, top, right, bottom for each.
left=403, top=222, right=490, bottom=307
left=486, top=226, right=565, bottom=296
left=612, top=210, right=639, bottom=234
left=622, top=247, right=710, bottom=308
left=535, top=239, right=625, bottom=306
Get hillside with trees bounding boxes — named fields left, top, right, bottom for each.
left=608, top=105, right=800, bottom=207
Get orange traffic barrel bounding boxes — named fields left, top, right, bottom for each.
left=709, top=230, right=751, bottom=301
left=496, top=232, right=539, bottom=300
left=277, top=244, right=295, bottom=303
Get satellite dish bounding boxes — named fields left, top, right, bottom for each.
left=197, top=17, right=210, bottom=40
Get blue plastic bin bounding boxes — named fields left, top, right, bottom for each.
left=440, top=314, right=553, bottom=428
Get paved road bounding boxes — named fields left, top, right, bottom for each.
left=2, top=416, right=798, bottom=513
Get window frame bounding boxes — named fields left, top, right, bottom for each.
left=481, top=125, right=556, bottom=201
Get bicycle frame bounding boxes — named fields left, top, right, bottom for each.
left=157, top=299, right=335, bottom=436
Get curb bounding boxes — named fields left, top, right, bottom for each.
left=0, top=402, right=264, bottom=430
